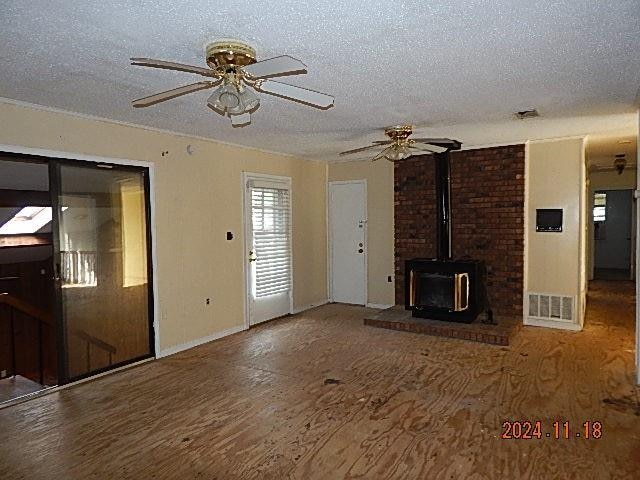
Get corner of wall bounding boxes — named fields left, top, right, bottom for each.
left=522, top=141, right=530, bottom=324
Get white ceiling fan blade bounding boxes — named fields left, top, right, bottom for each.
left=132, top=81, right=217, bottom=108
left=255, top=80, right=334, bottom=109
left=371, top=147, right=393, bottom=162
left=243, top=55, right=307, bottom=79
left=339, top=144, right=385, bottom=156
left=131, top=57, right=216, bottom=77
left=230, top=112, right=251, bottom=128
left=410, top=144, right=437, bottom=153
left=412, top=138, right=462, bottom=149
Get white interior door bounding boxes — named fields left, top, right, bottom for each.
left=244, top=174, right=292, bottom=326
left=329, top=181, right=366, bottom=305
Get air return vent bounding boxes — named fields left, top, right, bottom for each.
left=527, top=293, right=574, bottom=322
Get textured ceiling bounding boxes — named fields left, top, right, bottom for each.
left=1, top=0, right=639, bottom=160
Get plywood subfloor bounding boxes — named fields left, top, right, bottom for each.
left=0, top=280, right=638, bottom=479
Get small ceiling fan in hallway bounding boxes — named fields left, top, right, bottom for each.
left=339, top=125, right=461, bottom=161
left=130, top=39, right=334, bottom=127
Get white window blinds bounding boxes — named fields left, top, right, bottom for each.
left=251, top=184, right=291, bottom=298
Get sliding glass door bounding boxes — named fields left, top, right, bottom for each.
left=51, top=161, right=154, bottom=382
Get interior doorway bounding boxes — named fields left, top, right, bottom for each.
left=593, top=189, right=634, bottom=280
left=0, top=152, right=155, bottom=404
left=585, top=133, right=637, bottom=385
left=328, top=180, right=367, bottom=305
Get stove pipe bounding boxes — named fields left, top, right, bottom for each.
left=434, top=151, right=452, bottom=261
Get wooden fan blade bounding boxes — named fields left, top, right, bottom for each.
left=243, top=55, right=307, bottom=79
left=130, top=57, right=217, bottom=77
left=132, top=81, right=217, bottom=108
left=254, top=80, right=334, bottom=109
left=339, top=144, right=384, bottom=156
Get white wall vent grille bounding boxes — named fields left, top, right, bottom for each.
left=527, top=293, right=574, bottom=322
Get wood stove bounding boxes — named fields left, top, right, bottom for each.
left=404, top=151, right=492, bottom=324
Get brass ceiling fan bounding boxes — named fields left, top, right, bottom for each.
left=339, top=125, right=461, bottom=161
left=130, top=39, right=334, bottom=127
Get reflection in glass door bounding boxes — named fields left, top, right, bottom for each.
left=51, top=162, right=153, bottom=382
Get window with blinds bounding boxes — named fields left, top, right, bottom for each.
left=251, top=185, right=291, bottom=298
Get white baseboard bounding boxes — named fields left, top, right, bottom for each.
left=158, top=324, right=246, bottom=358
left=366, top=303, right=394, bottom=310
left=524, top=317, right=582, bottom=331
left=291, top=299, right=329, bottom=315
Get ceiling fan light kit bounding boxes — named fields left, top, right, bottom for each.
left=131, top=39, right=334, bottom=127
left=340, top=124, right=462, bottom=162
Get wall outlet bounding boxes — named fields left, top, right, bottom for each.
left=1, top=370, right=6, bottom=378
left=206, top=298, right=211, bottom=305
left=387, top=276, right=393, bottom=283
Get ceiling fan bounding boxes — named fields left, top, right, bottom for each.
left=130, top=39, right=334, bottom=127
left=339, top=125, right=461, bottom=161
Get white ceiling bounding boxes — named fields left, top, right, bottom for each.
left=1, top=1, right=639, bottom=160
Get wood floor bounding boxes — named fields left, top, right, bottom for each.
left=0, top=280, right=638, bottom=479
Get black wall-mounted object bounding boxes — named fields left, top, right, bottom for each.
left=536, top=209, right=563, bottom=232
left=226, top=231, right=234, bottom=240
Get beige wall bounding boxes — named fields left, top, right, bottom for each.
left=0, top=102, right=327, bottom=353
left=328, top=159, right=395, bottom=306
left=526, top=137, right=587, bottom=328
left=589, top=169, right=637, bottom=190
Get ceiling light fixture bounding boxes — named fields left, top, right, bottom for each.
left=384, top=145, right=412, bottom=161
left=0, top=206, right=52, bottom=234
left=339, top=124, right=461, bottom=162
left=131, top=39, right=334, bottom=128
left=614, top=154, right=627, bottom=175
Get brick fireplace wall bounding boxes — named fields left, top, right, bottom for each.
left=394, top=144, right=525, bottom=317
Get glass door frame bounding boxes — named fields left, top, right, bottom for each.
left=48, top=157, right=156, bottom=385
